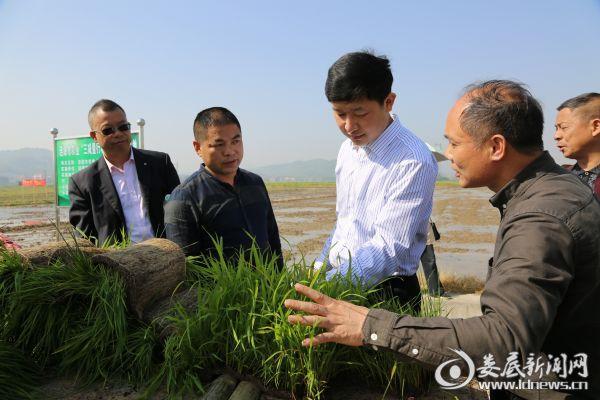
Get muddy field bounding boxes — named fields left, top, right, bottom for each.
left=0, top=184, right=497, bottom=279
left=270, top=183, right=498, bottom=279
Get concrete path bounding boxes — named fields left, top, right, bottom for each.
left=440, top=293, right=483, bottom=318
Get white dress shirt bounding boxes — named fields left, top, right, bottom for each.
left=104, top=151, right=154, bottom=243
left=318, top=114, right=437, bottom=285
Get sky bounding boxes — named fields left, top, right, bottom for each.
left=0, top=0, right=599, bottom=174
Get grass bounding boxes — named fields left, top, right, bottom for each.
left=156, top=246, right=441, bottom=399
left=0, top=185, right=54, bottom=206
left=0, top=240, right=441, bottom=399
left=0, top=340, right=40, bottom=399
left=417, top=270, right=484, bottom=295
left=439, top=273, right=485, bottom=294
left=0, top=247, right=156, bottom=385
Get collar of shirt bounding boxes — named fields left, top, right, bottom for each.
left=104, top=149, right=135, bottom=174
left=572, top=162, right=600, bottom=176
left=489, top=151, right=556, bottom=211
left=199, top=163, right=241, bottom=187
left=353, top=113, right=400, bottom=157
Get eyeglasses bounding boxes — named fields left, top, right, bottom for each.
left=94, top=122, right=131, bottom=136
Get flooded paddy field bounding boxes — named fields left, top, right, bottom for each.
left=0, top=183, right=497, bottom=279
left=269, top=182, right=497, bottom=279
left=0, top=205, right=70, bottom=246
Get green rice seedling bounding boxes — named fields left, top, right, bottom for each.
left=1, top=236, right=440, bottom=399
left=159, top=244, right=322, bottom=397
left=0, top=249, right=29, bottom=327
left=124, top=324, right=160, bottom=384
left=101, top=228, right=132, bottom=249
left=145, top=331, right=207, bottom=398
left=1, top=246, right=156, bottom=385
left=352, top=294, right=441, bottom=397
left=337, top=293, right=441, bottom=396
left=161, top=240, right=440, bottom=399
left=0, top=340, right=40, bottom=399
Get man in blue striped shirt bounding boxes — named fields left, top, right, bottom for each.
left=317, top=51, right=438, bottom=311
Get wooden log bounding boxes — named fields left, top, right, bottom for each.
left=228, top=381, right=261, bottom=400
left=201, top=374, right=238, bottom=400
left=143, top=287, right=198, bottom=338
left=91, top=238, right=186, bottom=320
left=17, top=238, right=107, bottom=266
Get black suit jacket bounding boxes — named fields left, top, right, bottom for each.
left=68, top=147, right=180, bottom=246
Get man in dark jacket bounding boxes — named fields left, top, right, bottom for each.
left=285, top=80, right=600, bottom=399
left=69, top=99, right=180, bottom=246
left=164, top=107, right=282, bottom=267
left=555, top=92, right=600, bottom=199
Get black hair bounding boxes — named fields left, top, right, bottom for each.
left=325, top=51, right=393, bottom=104
left=193, top=107, right=241, bottom=142
left=557, top=92, right=600, bottom=121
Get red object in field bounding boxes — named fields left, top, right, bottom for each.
left=19, top=178, right=46, bottom=187
left=0, top=232, right=21, bottom=250
left=23, top=220, right=43, bottom=226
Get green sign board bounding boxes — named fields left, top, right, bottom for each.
left=54, top=133, right=140, bottom=206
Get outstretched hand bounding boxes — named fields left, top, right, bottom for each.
left=284, top=283, right=369, bottom=347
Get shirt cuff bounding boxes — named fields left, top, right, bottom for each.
left=362, top=308, right=457, bottom=368
left=325, top=260, right=351, bottom=280
left=362, top=308, right=398, bottom=350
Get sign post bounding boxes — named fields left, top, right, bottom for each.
left=50, top=128, right=60, bottom=240
left=137, top=118, right=145, bottom=150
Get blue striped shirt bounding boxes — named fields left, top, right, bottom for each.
left=318, top=114, right=437, bottom=285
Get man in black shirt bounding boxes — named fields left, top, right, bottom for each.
left=165, top=107, right=282, bottom=267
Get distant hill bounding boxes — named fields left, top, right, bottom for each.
left=251, top=158, right=455, bottom=182
left=0, top=148, right=53, bottom=186
left=253, top=159, right=336, bottom=182
left=0, top=149, right=336, bottom=186
left=0, top=149, right=453, bottom=186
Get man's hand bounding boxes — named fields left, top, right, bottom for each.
left=284, top=283, right=369, bottom=347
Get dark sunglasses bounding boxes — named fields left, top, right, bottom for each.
left=95, top=122, right=131, bottom=136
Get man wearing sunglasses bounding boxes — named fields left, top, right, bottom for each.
left=68, top=99, right=180, bottom=246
